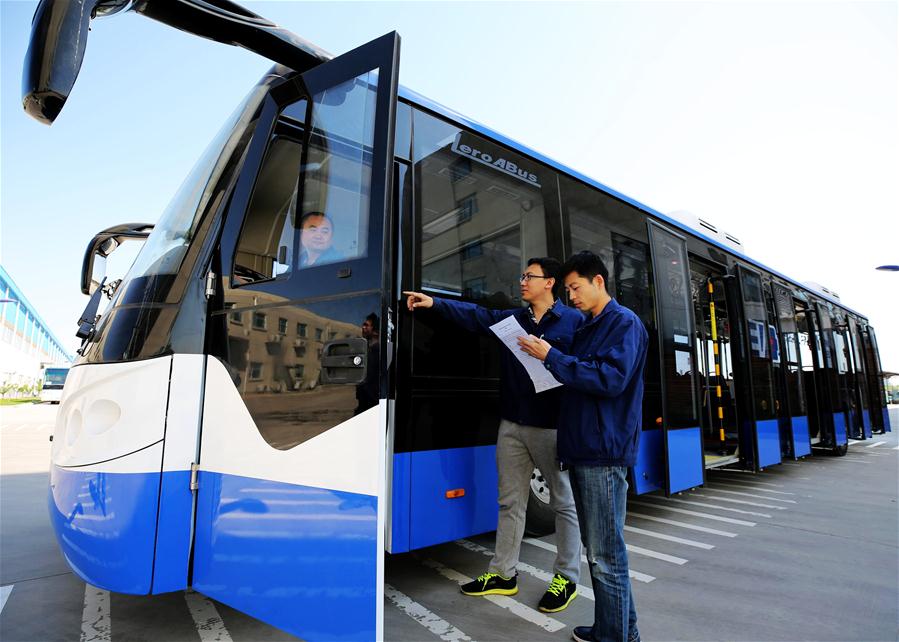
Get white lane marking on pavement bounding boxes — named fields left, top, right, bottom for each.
left=658, top=496, right=772, bottom=518
left=628, top=512, right=737, bottom=537
left=865, top=441, right=886, bottom=448
left=701, top=488, right=797, bottom=504
left=455, top=540, right=596, bottom=600
left=689, top=492, right=788, bottom=510
left=709, top=481, right=795, bottom=496
left=624, top=525, right=714, bottom=549
left=36, top=423, right=52, bottom=432
left=14, top=424, right=28, bottom=432
left=185, top=591, right=233, bottom=642
left=0, top=585, right=13, bottom=615
left=81, top=585, right=111, bottom=642
left=893, top=446, right=899, bottom=450
left=385, top=583, right=474, bottom=641
left=709, top=473, right=784, bottom=488
left=419, top=557, right=566, bottom=632
left=626, top=543, right=687, bottom=565
left=629, top=500, right=756, bottom=526
left=522, top=537, right=656, bottom=583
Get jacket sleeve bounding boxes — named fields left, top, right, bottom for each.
left=431, top=297, right=513, bottom=336
left=544, top=315, right=646, bottom=397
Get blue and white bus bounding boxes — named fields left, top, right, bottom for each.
left=40, top=365, right=70, bottom=403
left=24, top=1, right=890, bottom=640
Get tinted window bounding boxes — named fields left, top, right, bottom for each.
left=559, top=175, right=662, bottom=429
left=650, top=225, right=697, bottom=428
left=411, top=110, right=561, bottom=378
left=739, top=268, right=775, bottom=420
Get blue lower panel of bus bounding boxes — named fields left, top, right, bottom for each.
left=862, top=409, right=872, bottom=439
left=632, top=428, right=663, bottom=494
left=48, top=465, right=160, bottom=594
left=192, top=472, right=377, bottom=642
left=790, top=415, right=811, bottom=458
left=884, top=407, right=892, bottom=432
left=833, top=412, right=848, bottom=445
left=666, top=427, right=703, bottom=494
left=151, top=470, right=193, bottom=594
left=756, top=419, right=782, bottom=468
left=391, top=446, right=499, bottom=553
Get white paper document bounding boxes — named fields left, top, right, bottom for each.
left=489, top=316, right=563, bottom=393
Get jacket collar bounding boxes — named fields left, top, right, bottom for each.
left=582, top=297, right=620, bottom=328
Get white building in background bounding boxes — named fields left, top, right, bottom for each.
left=1, top=264, right=72, bottom=393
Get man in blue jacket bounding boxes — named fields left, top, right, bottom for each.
left=404, top=257, right=583, bottom=612
left=518, top=250, right=648, bottom=642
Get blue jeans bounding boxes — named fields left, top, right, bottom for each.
left=569, top=465, right=639, bottom=642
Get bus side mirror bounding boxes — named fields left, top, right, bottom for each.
left=80, top=223, right=155, bottom=295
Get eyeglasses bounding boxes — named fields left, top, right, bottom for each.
left=520, top=273, right=551, bottom=283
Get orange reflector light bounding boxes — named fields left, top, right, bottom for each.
left=655, top=416, right=663, bottom=425
left=445, top=488, right=465, bottom=499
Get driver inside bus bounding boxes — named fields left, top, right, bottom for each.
left=299, top=211, right=343, bottom=267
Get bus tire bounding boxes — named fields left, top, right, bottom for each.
left=831, top=442, right=848, bottom=457
left=525, top=468, right=556, bottom=537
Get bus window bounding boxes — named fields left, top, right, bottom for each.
left=233, top=113, right=305, bottom=284
left=739, top=268, right=776, bottom=421
left=558, top=174, right=662, bottom=431
left=411, top=109, right=559, bottom=378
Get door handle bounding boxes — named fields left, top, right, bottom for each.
left=320, top=337, right=368, bottom=384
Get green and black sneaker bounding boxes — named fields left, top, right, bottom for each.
left=460, top=572, right=518, bottom=596
left=538, top=573, right=577, bottom=612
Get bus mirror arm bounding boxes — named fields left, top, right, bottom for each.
left=76, top=278, right=105, bottom=351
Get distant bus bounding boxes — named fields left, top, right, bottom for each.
left=40, top=366, right=69, bottom=403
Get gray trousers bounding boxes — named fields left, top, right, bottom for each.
left=488, top=419, right=582, bottom=583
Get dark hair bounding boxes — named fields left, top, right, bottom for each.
left=561, top=251, right=609, bottom=288
left=526, top=257, right=562, bottom=297
left=364, top=313, right=380, bottom=326
left=300, top=211, right=332, bottom=227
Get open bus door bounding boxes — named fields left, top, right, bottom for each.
left=862, top=325, right=892, bottom=434
left=731, top=265, right=782, bottom=470
left=689, top=260, right=741, bottom=469
left=192, top=33, right=400, bottom=641
left=808, top=304, right=849, bottom=454
left=846, top=318, right=873, bottom=439
left=772, top=285, right=812, bottom=459
left=647, top=222, right=704, bottom=494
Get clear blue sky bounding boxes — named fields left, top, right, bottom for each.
left=2, top=1, right=897, bottom=367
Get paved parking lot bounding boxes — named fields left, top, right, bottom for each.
left=1, top=403, right=897, bottom=641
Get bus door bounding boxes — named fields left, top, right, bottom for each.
left=811, top=303, right=849, bottom=453
left=847, top=319, right=872, bottom=439
left=648, top=222, right=704, bottom=494
left=733, top=266, right=781, bottom=470
left=192, top=33, right=400, bottom=641
left=689, top=260, right=740, bottom=469
left=831, top=315, right=861, bottom=439
left=862, top=325, right=891, bottom=434
left=772, top=286, right=812, bottom=458
left=795, top=302, right=824, bottom=447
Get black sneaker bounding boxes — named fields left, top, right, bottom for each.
left=571, top=626, right=594, bottom=642
left=538, top=573, right=577, bottom=612
left=460, top=572, right=518, bottom=596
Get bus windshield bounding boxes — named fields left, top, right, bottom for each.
left=116, top=84, right=268, bottom=293
left=43, top=368, right=69, bottom=387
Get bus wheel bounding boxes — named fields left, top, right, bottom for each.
left=831, top=442, right=848, bottom=457
left=525, top=468, right=555, bottom=537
